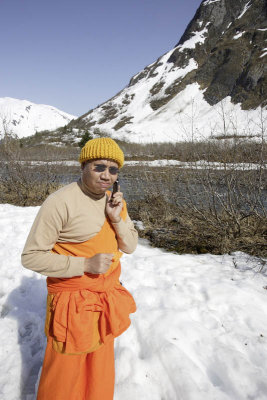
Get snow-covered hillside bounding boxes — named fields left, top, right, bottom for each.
left=71, top=0, right=266, bottom=143
left=0, top=204, right=267, bottom=400
left=82, top=81, right=264, bottom=143
left=0, top=97, right=76, bottom=138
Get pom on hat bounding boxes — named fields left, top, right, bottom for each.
left=79, top=137, right=124, bottom=168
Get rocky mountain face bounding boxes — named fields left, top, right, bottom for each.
left=0, top=97, right=76, bottom=139
left=68, top=0, right=266, bottom=143
left=170, top=0, right=266, bottom=109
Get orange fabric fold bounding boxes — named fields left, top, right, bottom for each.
left=45, top=200, right=136, bottom=354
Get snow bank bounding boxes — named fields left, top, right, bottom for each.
left=203, top=0, right=221, bottom=6
left=7, top=159, right=266, bottom=171
left=237, top=2, right=252, bottom=20
left=178, top=28, right=208, bottom=50
left=0, top=204, right=267, bottom=400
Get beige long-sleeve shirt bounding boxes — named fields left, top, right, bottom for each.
left=21, top=181, right=138, bottom=278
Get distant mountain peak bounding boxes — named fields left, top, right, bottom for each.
left=0, top=97, right=76, bottom=139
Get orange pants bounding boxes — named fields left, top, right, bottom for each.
left=37, top=338, right=115, bottom=400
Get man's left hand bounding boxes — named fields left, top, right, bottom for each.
left=106, top=190, right=123, bottom=223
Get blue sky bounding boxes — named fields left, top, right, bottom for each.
left=0, top=0, right=202, bottom=116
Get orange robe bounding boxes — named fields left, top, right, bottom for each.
left=37, top=202, right=136, bottom=400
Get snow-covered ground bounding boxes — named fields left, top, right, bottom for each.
left=0, top=204, right=267, bottom=400
left=125, top=160, right=266, bottom=171
left=2, top=159, right=265, bottom=171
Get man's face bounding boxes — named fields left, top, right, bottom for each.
left=81, top=159, right=119, bottom=195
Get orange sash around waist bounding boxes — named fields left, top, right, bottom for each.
left=45, top=201, right=136, bottom=354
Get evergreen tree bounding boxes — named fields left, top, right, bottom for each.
left=78, top=130, right=93, bottom=148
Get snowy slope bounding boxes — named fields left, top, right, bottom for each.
left=0, top=204, right=267, bottom=400
left=84, top=81, right=265, bottom=143
left=0, top=97, right=76, bottom=138
left=73, top=0, right=266, bottom=143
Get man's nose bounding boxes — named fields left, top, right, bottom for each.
left=100, top=168, right=110, bottom=179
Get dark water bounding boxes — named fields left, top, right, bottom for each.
left=1, top=163, right=266, bottom=211
left=55, top=169, right=267, bottom=212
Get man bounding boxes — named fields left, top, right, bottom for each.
left=21, top=137, right=138, bottom=400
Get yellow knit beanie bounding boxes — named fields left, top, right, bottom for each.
left=79, top=137, right=124, bottom=168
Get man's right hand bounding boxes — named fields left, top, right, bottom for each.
left=84, top=253, right=114, bottom=274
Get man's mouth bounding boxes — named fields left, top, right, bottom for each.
left=98, top=182, right=110, bottom=187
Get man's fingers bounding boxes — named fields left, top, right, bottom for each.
left=112, top=191, right=122, bottom=198
left=110, top=192, right=123, bottom=201
left=102, top=253, right=114, bottom=261
left=85, top=253, right=116, bottom=274
left=105, top=253, right=114, bottom=258
left=110, top=193, right=122, bottom=206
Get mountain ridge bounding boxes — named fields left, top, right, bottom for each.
left=68, top=0, right=266, bottom=143
left=0, top=97, right=76, bottom=139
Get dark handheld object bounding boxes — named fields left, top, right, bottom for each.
left=111, top=180, right=119, bottom=199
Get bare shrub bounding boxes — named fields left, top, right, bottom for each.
left=127, top=106, right=267, bottom=256
left=127, top=164, right=266, bottom=257
left=0, top=133, right=61, bottom=206
left=126, top=110, right=267, bottom=257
